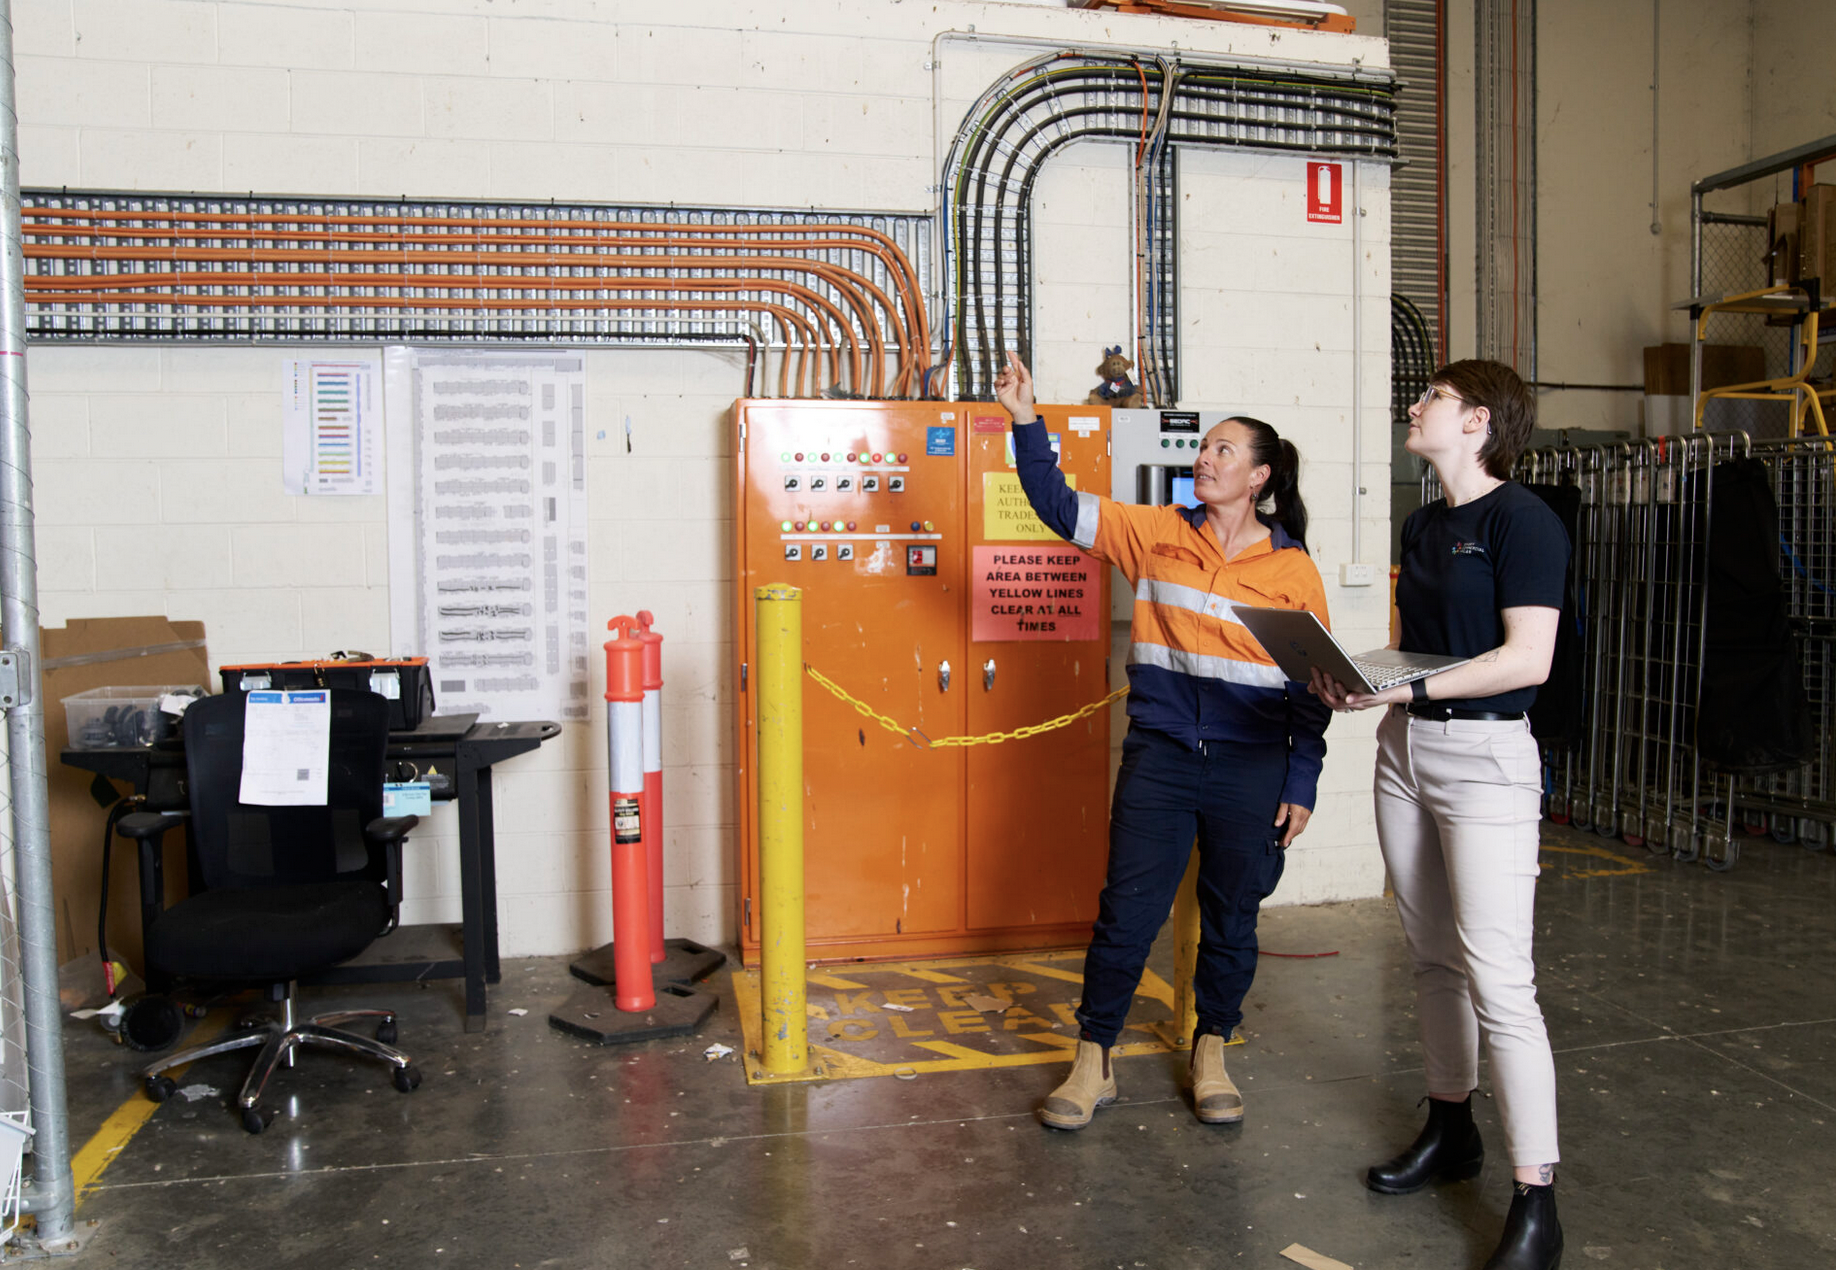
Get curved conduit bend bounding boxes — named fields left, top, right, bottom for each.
left=940, top=51, right=1397, bottom=401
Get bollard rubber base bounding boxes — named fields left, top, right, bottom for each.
left=569, top=938, right=726, bottom=989
left=547, top=980, right=717, bottom=1045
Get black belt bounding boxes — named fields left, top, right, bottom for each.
left=1405, top=704, right=1526, bottom=722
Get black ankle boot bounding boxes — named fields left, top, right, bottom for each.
left=1364, top=1094, right=1484, bottom=1194
left=1482, top=1180, right=1563, bottom=1270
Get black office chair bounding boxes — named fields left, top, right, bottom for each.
left=117, top=689, right=424, bottom=1133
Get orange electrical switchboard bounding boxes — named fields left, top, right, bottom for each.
left=733, top=400, right=1113, bottom=963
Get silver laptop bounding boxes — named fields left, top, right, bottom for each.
left=1231, top=605, right=1470, bottom=695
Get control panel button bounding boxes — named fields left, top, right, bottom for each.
left=810, top=476, right=827, bottom=491
left=837, top=544, right=854, bottom=561
left=811, top=545, right=828, bottom=562
left=837, top=476, right=855, bottom=492
left=888, top=476, right=905, bottom=492
left=784, top=545, right=802, bottom=561
left=783, top=475, right=801, bottom=490
left=896, top=453, right=908, bottom=463
left=863, top=476, right=880, bottom=492
left=872, top=452, right=883, bottom=463
left=910, top=521, right=921, bottom=532
left=1161, top=438, right=1170, bottom=448
left=923, top=520, right=935, bottom=532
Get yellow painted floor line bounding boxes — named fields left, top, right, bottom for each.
left=72, top=1011, right=231, bottom=1205
left=731, top=950, right=1219, bottom=1087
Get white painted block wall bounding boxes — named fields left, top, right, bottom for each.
left=19, top=0, right=1391, bottom=956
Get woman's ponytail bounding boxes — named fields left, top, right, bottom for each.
left=1232, top=418, right=1310, bottom=550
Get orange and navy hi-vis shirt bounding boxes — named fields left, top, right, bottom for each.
left=1013, top=417, right=1332, bottom=809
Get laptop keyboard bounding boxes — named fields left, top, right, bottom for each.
left=1349, top=658, right=1416, bottom=692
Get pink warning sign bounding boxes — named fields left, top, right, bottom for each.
left=971, top=545, right=1100, bottom=642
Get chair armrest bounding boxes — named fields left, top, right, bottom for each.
left=365, top=815, right=419, bottom=844
left=116, top=811, right=187, bottom=841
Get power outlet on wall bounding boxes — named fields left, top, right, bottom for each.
left=1339, top=563, right=1376, bottom=587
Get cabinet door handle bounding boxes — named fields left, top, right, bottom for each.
left=938, top=660, right=951, bottom=693
left=983, top=659, right=997, bottom=691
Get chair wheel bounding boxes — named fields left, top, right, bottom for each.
left=144, top=1075, right=176, bottom=1103
left=376, top=1020, right=397, bottom=1045
left=393, top=1065, right=422, bottom=1093
left=241, top=1105, right=275, bottom=1135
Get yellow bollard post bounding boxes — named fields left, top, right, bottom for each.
left=755, top=585, right=813, bottom=1076
left=1152, top=849, right=1201, bottom=1050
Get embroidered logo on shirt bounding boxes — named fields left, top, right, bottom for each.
left=1450, top=541, right=1488, bottom=556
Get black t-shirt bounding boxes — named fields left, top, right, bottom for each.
left=1396, top=481, right=1570, bottom=714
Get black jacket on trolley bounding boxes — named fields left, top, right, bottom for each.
left=1696, top=456, right=1810, bottom=774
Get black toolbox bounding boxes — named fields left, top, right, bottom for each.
left=219, top=658, right=436, bottom=731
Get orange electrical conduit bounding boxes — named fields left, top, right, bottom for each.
left=25, top=239, right=898, bottom=393
left=26, top=283, right=827, bottom=398
left=23, top=207, right=931, bottom=397
left=37, top=273, right=859, bottom=398
left=23, top=209, right=932, bottom=355
left=23, top=214, right=929, bottom=376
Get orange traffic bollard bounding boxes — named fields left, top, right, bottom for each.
left=603, top=616, right=655, bottom=1012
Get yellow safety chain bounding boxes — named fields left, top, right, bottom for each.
left=804, top=664, right=1129, bottom=749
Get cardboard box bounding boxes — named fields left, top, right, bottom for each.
left=1642, top=343, right=1767, bottom=395
left=1767, top=202, right=1801, bottom=286
left=1799, top=184, right=1836, bottom=289
left=44, top=617, right=209, bottom=976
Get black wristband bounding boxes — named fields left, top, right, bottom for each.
left=1411, top=676, right=1429, bottom=703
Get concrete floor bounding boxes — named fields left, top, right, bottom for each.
left=45, top=822, right=1836, bottom=1269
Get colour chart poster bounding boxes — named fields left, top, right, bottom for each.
left=282, top=355, right=381, bottom=495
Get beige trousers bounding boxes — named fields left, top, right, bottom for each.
left=1373, top=705, right=1559, bottom=1166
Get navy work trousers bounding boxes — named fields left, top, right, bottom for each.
left=1074, top=725, right=1289, bottom=1048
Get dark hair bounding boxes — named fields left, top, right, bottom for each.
left=1228, top=416, right=1308, bottom=550
left=1431, top=359, right=1535, bottom=479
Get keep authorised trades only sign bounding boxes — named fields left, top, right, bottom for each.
left=971, top=544, right=1099, bottom=641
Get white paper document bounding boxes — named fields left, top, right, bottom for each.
left=239, top=691, right=331, bottom=806
left=383, top=348, right=591, bottom=723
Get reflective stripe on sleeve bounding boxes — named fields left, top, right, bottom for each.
left=1072, top=490, right=1101, bottom=550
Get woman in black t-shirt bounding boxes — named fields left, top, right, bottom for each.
left=1312, top=360, right=1568, bottom=1270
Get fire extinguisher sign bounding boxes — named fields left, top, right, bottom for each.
left=1306, top=161, right=1343, bottom=224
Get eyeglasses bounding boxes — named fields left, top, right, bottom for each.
left=1417, top=385, right=1467, bottom=409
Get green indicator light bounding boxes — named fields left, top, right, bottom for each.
left=780, top=521, right=792, bottom=532
left=1160, top=438, right=1170, bottom=448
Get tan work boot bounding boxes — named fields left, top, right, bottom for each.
left=1038, top=1039, right=1116, bottom=1130
left=1190, top=1032, right=1244, bottom=1124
